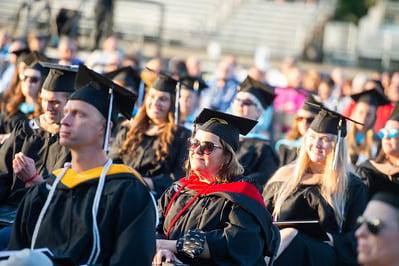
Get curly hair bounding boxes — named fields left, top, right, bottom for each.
left=119, top=100, right=177, bottom=161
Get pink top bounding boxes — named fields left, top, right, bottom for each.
left=273, top=87, right=307, bottom=114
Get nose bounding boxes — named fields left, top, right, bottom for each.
left=60, top=112, right=71, bottom=126
left=355, top=223, right=367, bottom=238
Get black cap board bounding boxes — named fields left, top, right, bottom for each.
left=72, top=64, right=137, bottom=124
left=39, top=62, right=78, bottom=93
left=11, top=47, right=30, bottom=58
left=350, top=88, right=390, bottom=107
left=301, top=94, right=322, bottom=114
left=152, top=75, right=178, bottom=94
left=308, top=102, right=363, bottom=137
left=237, top=76, right=276, bottom=109
left=194, top=108, right=257, bottom=151
left=22, top=51, right=48, bottom=66
left=179, top=76, right=208, bottom=94
left=104, top=66, right=142, bottom=94
left=372, top=192, right=399, bottom=211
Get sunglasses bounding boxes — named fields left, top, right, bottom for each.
left=378, top=128, right=399, bottom=139
left=356, top=216, right=382, bottom=235
left=189, top=138, right=223, bottom=155
left=20, top=74, right=40, bottom=84
left=296, top=116, right=315, bottom=124
left=234, top=98, right=256, bottom=107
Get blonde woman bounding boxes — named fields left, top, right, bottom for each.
left=263, top=106, right=368, bottom=265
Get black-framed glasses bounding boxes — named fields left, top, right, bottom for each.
left=378, top=128, right=399, bottom=139
left=188, top=138, right=223, bottom=155
left=234, top=98, right=256, bottom=107
left=296, top=116, right=315, bottom=124
left=356, top=216, right=382, bottom=235
left=20, top=74, right=40, bottom=84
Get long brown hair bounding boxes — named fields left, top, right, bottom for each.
left=119, top=98, right=177, bottom=161
left=347, top=122, right=375, bottom=161
left=285, top=118, right=302, bottom=140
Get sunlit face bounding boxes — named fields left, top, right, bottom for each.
left=20, top=68, right=41, bottom=98
left=296, top=109, right=316, bottom=136
left=351, top=102, right=376, bottom=131
left=381, top=120, right=399, bottom=157
left=232, top=92, right=262, bottom=121
left=189, top=129, right=225, bottom=178
left=60, top=100, right=105, bottom=149
left=356, top=200, right=399, bottom=266
left=318, top=81, right=332, bottom=101
left=305, top=129, right=334, bottom=163
left=41, top=90, right=69, bottom=125
left=145, top=88, right=172, bottom=123
left=179, top=88, right=198, bottom=117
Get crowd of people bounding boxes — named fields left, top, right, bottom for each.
left=0, top=30, right=398, bottom=265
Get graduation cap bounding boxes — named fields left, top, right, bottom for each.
left=179, top=76, right=208, bottom=94
left=72, top=64, right=137, bottom=151
left=40, top=62, right=78, bottom=93
left=237, top=76, right=276, bottom=109
left=152, top=75, right=178, bottom=94
left=350, top=88, right=390, bottom=107
left=301, top=94, right=322, bottom=114
left=11, top=47, right=30, bottom=58
left=307, top=102, right=363, bottom=169
left=104, top=66, right=142, bottom=94
left=22, top=51, right=48, bottom=66
left=194, top=108, right=257, bottom=151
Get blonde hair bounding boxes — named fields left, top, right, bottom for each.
left=185, top=137, right=244, bottom=182
left=267, top=130, right=349, bottom=227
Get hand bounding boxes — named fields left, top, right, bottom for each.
left=152, top=249, right=182, bottom=266
left=144, top=177, right=154, bottom=190
left=0, top=134, right=10, bottom=144
left=13, top=153, right=43, bottom=186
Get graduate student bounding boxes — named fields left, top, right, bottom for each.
left=0, top=63, right=76, bottom=205
left=8, top=65, right=157, bottom=265
left=109, top=75, right=191, bottom=197
left=154, top=108, right=280, bottom=266
left=263, top=104, right=368, bottom=265
left=231, top=75, right=279, bottom=187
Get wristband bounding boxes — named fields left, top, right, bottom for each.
left=176, top=229, right=206, bottom=259
left=24, top=172, right=39, bottom=184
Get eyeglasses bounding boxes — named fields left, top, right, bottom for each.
left=378, top=128, right=399, bottom=139
left=356, top=216, right=382, bottom=235
left=296, top=116, right=315, bottom=124
left=234, top=98, right=256, bottom=107
left=20, top=74, right=40, bottom=84
left=188, top=138, right=223, bottom=155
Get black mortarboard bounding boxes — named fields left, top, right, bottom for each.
left=40, top=62, right=77, bottom=93
left=372, top=192, right=399, bottom=211
left=308, top=103, right=363, bottom=169
left=237, top=76, right=276, bottom=109
left=390, top=102, right=399, bottom=121
left=11, top=47, right=30, bottom=58
left=301, top=94, right=322, bottom=113
left=179, top=76, right=208, bottom=94
left=351, top=88, right=390, bottom=107
left=72, top=65, right=137, bottom=151
left=152, top=75, right=177, bottom=94
left=194, top=108, right=257, bottom=151
left=22, top=51, right=48, bottom=66
left=104, top=66, right=142, bottom=94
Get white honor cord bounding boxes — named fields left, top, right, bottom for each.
left=87, top=158, right=113, bottom=265
left=333, top=130, right=341, bottom=170
left=149, top=192, right=159, bottom=228
left=31, top=162, right=72, bottom=249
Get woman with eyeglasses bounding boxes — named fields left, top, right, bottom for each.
left=0, top=55, right=47, bottom=144
left=356, top=103, right=399, bottom=198
left=346, top=88, right=389, bottom=166
left=153, top=108, right=280, bottom=266
left=231, top=76, right=279, bottom=187
left=109, top=75, right=191, bottom=198
left=263, top=105, right=368, bottom=266
left=355, top=190, right=399, bottom=266
left=274, top=94, right=320, bottom=167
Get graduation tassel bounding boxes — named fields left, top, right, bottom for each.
left=174, top=80, right=181, bottom=126
left=332, top=119, right=343, bottom=170
left=103, top=87, right=114, bottom=153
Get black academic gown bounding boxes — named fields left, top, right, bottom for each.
left=237, top=138, right=279, bottom=187
left=356, top=160, right=399, bottom=198
left=109, top=126, right=191, bottom=197
left=8, top=164, right=156, bottom=265
left=0, top=110, right=29, bottom=135
left=0, top=118, right=70, bottom=205
left=263, top=174, right=368, bottom=266
left=157, top=175, right=280, bottom=266
left=276, top=141, right=299, bottom=167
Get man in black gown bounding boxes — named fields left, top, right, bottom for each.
left=8, top=64, right=156, bottom=264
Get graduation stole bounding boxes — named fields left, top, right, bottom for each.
left=163, top=175, right=265, bottom=238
